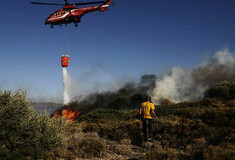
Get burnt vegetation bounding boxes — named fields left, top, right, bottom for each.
left=0, top=79, right=234, bottom=159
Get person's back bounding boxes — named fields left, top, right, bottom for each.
left=140, top=96, right=157, bottom=142
left=141, top=101, right=155, bottom=119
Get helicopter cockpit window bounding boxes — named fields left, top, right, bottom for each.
left=55, top=12, right=63, bottom=17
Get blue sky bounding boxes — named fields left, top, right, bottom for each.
left=0, top=0, right=235, bottom=102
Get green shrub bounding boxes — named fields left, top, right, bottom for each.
left=69, top=138, right=105, bottom=158
left=205, top=80, right=235, bottom=102
left=45, top=147, right=76, bottom=160
left=201, top=98, right=225, bottom=108
left=155, top=105, right=176, bottom=117
left=82, top=123, right=101, bottom=133
left=82, top=119, right=143, bottom=145
left=98, top=121, right=128, bottom=140
left=79, top=108, right=127, bottom=123
left=200, top=109, right=235, bottom=128
left=79, top=138, right=105, bottom=158
left=225, top=99, right=235, bottom=107
left=173, top=108, right=201, bottom=119
left=209, top=146, right=235, bottom=160
left=188, top=144, right=235, bottom=160
left=0, top=90, right=66, bottom=160
left=140, top=150, right=190, bottom=160
left=125, top=109, right=141, bottom=120
left=107, top=144, right=132, bottom=156
left=126, top=119, right=143, bottom=146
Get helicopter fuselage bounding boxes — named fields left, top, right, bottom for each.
left=45, top=0, right=111, bottom=26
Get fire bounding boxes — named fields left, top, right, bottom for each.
left=53, top=110, right=62, bottom=118
left=53, top=106, right=81, bottom=121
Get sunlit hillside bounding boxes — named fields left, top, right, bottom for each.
left=0, top=80, right=234, bottom=160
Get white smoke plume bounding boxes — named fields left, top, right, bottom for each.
left=150, top=48, right=235, bottom=104
left=63, top=67, right=71, bottom=105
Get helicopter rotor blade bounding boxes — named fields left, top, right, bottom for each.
left=30, top=2, right=64, bottom=6
left=74, top=1, right=106, bottom=6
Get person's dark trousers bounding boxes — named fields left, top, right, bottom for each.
left=142, top=118, right=152, bottom=142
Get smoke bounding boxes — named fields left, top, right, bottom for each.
left=68, top=62, right=123, bottom=102
left=193, top=48, right=235, bottom=85
left=63, top=67, right=71, bottom=105
left=68, top=74, right=157, bottom=114
left=150, top=48, right=235, bottom=104
left=58, top=48, right=234, bottom=113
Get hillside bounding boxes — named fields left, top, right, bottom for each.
left=45, top=80, right=235, bottom=160
left=0, top=80, right=234, bottom=160
left=46, top=105, right=234, bottom=159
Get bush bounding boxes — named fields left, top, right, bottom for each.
left=140, top=150, right=190, bottom=160
left=199, top=109, right=235, bottom=128
left=98, top=121, right=128, bottom=140
left=0, top=90, right=66, bottom=159
left=201, top=98, right=225, bottom=108
left=82, top=119, right=143, bottom=145
left=226, top=99, right=235, bottom=107
left=204, top=80, right=235, bottom=102
left=155, top=105, right=175, bottom=117
left=69, top=138, right=105, bottom=158
left=82, top=123, right=101, bottom=133
left=45, top=148, right=76, bottom=160
left=79, top=108, right=127, bottom=123
left=188, top=145, right=235, bottom=160
left=125, top=109, right=141, bottom=120
left=107, top=144, right=132, bottom=156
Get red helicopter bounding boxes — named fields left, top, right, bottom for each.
left=31, top=0, right=113, bottom=28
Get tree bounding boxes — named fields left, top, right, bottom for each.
left=0, top=90, right=66, bottom=160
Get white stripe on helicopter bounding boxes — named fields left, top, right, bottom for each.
left=48, top=9, right=76, bottom=21
left=48, top=3, right=109, bottom=21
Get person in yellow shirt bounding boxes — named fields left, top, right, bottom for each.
left=140, top=96, right=157, bottom=142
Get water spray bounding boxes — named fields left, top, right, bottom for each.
left=61, top=54, right=70, bottom=105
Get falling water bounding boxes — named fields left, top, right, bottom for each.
left=63, top=67, right=70, bottom=105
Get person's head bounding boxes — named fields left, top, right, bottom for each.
left=146, top=96, right=151, bottom=102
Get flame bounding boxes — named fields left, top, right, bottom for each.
left=53, top=110, right=62, bottom=118
left=53, top=106, right=81, bottom=121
